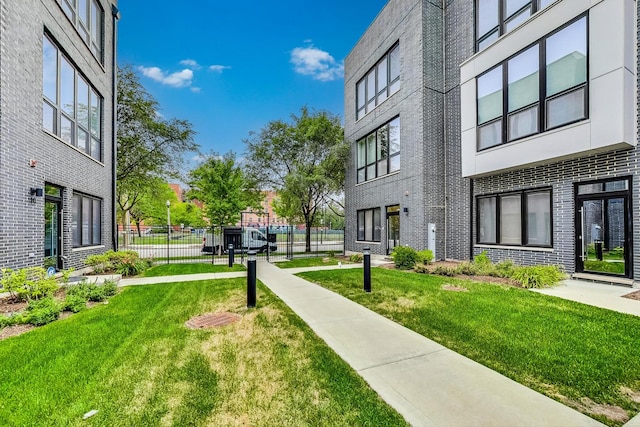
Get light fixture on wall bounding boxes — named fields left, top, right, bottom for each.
left=29, top=187, right=43, bottom=203
left=403, top=207, right=409, bottom=215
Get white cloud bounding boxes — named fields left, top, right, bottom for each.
left=180, top=59, right=201, bottom=69
left=209, top=64, right=231, bottom=73
left=190, top=87, right=201, bottom=93
left=290, top=45, right=344, bottom=82
left=138, top=66, right=194, bottom=88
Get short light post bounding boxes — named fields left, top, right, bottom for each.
left=247, top=251, right=257, bottom=308
left=228, top=244, right=234, bottom=268
left=363, top=247, right=371, bottom=293
left=166, top=200, right=171, bottom=265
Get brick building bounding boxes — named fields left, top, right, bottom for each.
left=345, top=0, right=638, bottom=284
left=0, top=0, right=119, bottom=270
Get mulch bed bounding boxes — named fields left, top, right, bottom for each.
left=622, top=290, right=640, bottom=301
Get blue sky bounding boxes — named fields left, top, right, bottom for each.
left=117, top=0, right=388, bottom=160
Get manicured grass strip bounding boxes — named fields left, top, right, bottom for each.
left=276, top=257, right=353, bottom=269
left=143, top=263, right=246, bottom=277
left=298, top=268, right=640, bottom=426
left=0, top=279, right=407, bottom=426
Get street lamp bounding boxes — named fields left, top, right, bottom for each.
left=166, top=200, right=171, bottom=264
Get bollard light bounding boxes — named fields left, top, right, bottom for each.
left=228, top=244, right=234, bottom=268
left=247, top=250, right=257, bottom=307
left=363, top=247, right=371, bottom=293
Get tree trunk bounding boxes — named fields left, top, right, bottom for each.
left=305, top=219, right=313, bottom=252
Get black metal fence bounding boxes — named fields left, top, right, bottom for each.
left=118, top=224, right=344, bottom=265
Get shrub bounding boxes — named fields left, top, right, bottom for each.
left=114, top=256, right=148, bottom=277
left=511, top=265, right=565, bottom=289
left=349, top=253, right=363, bottom=263
left=62, top=294, right=87, bottom=313
left=0, top=267, right=58, bottom=301
left=25, top=297, right=61, bottom=326
left=101, top=280, right=118, bottom=297
left=413, top=263, right=430, bottom=274
left=416, top=250, right=434, bottom=265
left=495, top=259, right=516, bottom=278
left=455, top=262, right=478, bottom=276
left=0, top=313, right=25, bottom=328
left=326, top=251, right=336, bottom=258
left=67, top=280, right=116, bottom=302
left=432, top=265, right=456, bottom=276
left=391, top=246, right=418, bottom=270
left=85, top=254, right=110, bottom=274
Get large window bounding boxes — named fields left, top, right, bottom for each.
left=357, top=208, right=381, bottom=242
left=43, top=34, right=103, bottom=161
left=356, top=117, right=400, bottom=183
left=477, top=16, right=587, bottom=150
left=477, top=188, right=551, bottom=247
left=476, top=0, right=554, bottom=51
left=72, top=193, right=102, bottom=247
left=356, top=44, right=400, bottom=120
left=59, top=0, right=104, bottom=62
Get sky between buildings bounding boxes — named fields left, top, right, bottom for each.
left=117, top=0, right=388, bottom=164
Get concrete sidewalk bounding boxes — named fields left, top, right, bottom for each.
left=119, top=271, right=245, bottom=287
left=255, top=261, right=603, bottom=427
left=533, top=279, right=640, bottom=317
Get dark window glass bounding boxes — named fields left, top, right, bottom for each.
left=357, top=208, right=381, bottom=242
left=355, top=43, right=400, bottom=119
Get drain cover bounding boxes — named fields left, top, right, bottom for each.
left=185, top=312, right=241, bottom=329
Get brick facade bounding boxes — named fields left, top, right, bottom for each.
left=0, top=0, right=117, bottom=270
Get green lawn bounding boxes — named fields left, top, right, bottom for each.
left=0, top=279, right=407, bottom=426
left=275, top=257, right=354, bottom=269
left=143, top=263, right=246, bottom=277
left=298, top=268, right=640, bottom=426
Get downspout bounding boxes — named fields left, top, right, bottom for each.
left=111, top=4, right=120, bottom=251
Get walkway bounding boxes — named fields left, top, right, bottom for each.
left=109, top=263, right=640, bottom=426
left=255, top=262, right=603, bottom=427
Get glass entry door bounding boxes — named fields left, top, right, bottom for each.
left=386, top=205, right=400, bottom=255
left=45, top=185, right=63, bottom=270
left=576, top=179, right=630, bottom=277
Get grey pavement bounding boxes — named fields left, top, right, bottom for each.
left=255, top=261, right=604, bottom=427
left=533, top=279, right=640, bottom=317
left=119, top=271, right=245, bottom=287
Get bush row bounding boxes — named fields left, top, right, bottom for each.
left=0, top=280, right=118, bottom=328
left=85, top=250, right=151, bottom=276
left=390, top=246, right=564, bottom=289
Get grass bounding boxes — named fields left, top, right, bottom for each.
left=298, top=268, right=640, bottom=426
left=584, top=260, right=626, bottom=275
left=143, top=263, right=246, bottom=277
left=275, top=256, right=352, bottom=269
left=0, top=279, right=407, bottom=426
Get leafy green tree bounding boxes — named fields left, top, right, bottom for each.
left=116, top=65, right=198, bottom=225
left=244, top=107, right=347, bottom=252
left=171, top=202, right=207, bottom=228
left=128, top=180, right=178, bottom=231
left=187, top=152, right=262, bottom=234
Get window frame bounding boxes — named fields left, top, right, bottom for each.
left=72, top=192, right=102, bottom=248
left=43, top=33, right=104, bottom=162
left=59, top=0, right=105, bottom=64
left=356, top=116, right=400, bottom=183
left=475, top=14, right=589, bottom=151
left=475, top=0, right=553, bottom=52
left=476, top=187, right=553, bottom=248
left=356, top=43, right=400, bottom=120
left=356, top=208, right=382, bottom=242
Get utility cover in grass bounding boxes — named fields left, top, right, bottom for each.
left=185, top=312, right=241, bottom=329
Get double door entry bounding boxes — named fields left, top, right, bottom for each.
left=575, top=178, right=631, bottom=278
